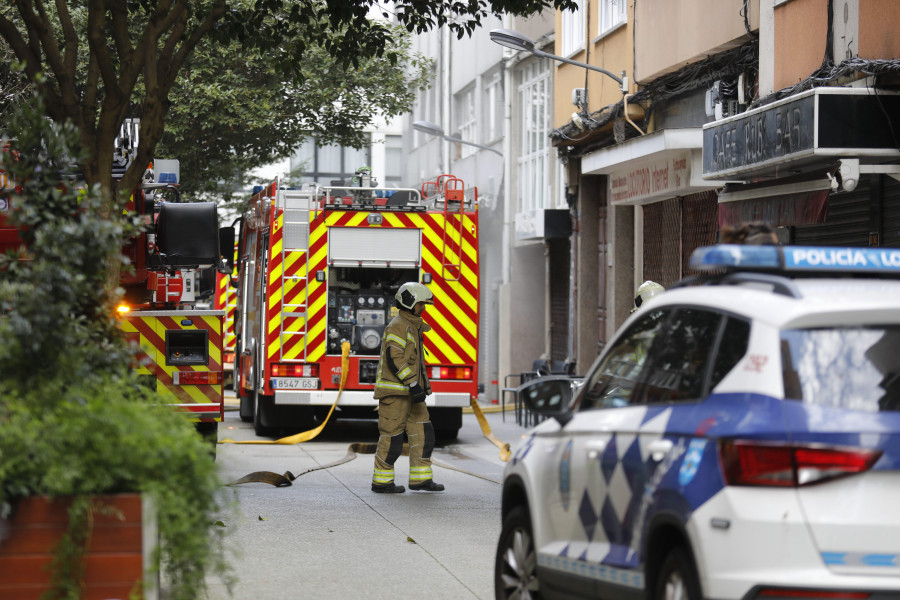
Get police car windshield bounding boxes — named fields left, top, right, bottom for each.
left=781, top=327, right=900, bottom=412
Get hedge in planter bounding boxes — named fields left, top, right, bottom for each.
left=0, top=95, right=234, bottom=600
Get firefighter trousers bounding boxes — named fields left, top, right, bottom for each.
left=372, top=395, right=436, bottom=486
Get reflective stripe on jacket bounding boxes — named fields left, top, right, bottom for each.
left=374, top=310, right=432, bottom=400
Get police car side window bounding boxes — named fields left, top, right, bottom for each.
left=642, top=308, right=722, bottom=404
left=710, top=317, right=751, bottom=389
left=580, top=308, right=669, bottom=411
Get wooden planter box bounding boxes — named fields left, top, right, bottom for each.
left=0, top=494, right=158, bottom=600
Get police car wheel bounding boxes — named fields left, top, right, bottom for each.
left=654, top=546, right=700, bottom=600
left=494, top=505, right=541, bottom=600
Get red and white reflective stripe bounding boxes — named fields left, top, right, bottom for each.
left=173, top=370, right=223, bottom=386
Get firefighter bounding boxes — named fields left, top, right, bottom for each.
left=371, top=282, right=445, bottom=493
left=632, top=280, right=664, bottom=313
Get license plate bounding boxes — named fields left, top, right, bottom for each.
left=271, top=378, right=319, bottom=390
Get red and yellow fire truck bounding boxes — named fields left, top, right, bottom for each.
left=1, top=123, right=232, bottom=449
left=214, top=241, right=239, bottom=386
left=117, top=151, right=231, bottom=449
left=234, top=172, right=479, bottom=441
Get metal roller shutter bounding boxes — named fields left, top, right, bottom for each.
left=643, top=198, right=682, bottom=289
left=548, top=238, right=570, bottom=362
left=682, top=191, right=719, bottom=276
left=794, top=178, right=872, bottom=246
left=881, top=176, right=900, bottom=248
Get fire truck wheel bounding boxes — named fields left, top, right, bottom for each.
left=239, top=390, right=254, bottom=422
left=253, top=392, right=277, bottom=437
left=195, top=421, right=218, bottom=460
left=430, top=407, right=462, bottom=444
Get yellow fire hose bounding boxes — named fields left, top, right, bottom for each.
left=221, top=341, right=511, bottom=486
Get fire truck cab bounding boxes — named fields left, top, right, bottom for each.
left=234, top=173, right=479, bottom=442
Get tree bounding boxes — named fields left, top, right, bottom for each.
left=0, top=0, right=573, bottom=222
left=156, top=23, right=431, bottom=202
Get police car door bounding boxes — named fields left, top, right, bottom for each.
left=545, top=307, right=670, bottom=597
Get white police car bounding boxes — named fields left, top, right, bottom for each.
left=495, top=245, right=900, bottom=600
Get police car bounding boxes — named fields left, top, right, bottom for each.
left=495, top=245, right=900, bottom=600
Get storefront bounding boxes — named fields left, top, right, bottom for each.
left=702, top=86, right=900, bottom=246
left=582, top=128, right=724, bottom=291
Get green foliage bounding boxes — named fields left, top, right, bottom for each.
left=0, top=95, right=233, bottom=600
left=156, top=23, right=431, bottom=203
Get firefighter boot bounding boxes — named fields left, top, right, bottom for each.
left=372, top=482, right=406, bottom=493
left=409, top=480, right=445, bottom=492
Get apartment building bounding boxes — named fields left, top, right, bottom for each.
left=513, top=0, right=900, bottom=376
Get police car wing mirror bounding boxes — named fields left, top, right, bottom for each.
left=519, top=377, right=577, bottom=422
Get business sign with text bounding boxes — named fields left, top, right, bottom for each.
left=609, top=153, right=692, bottom=205
left=702, top=88, right=900, bottom=181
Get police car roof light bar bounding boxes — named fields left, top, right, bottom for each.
left=690, top=245, right=900, bottom=276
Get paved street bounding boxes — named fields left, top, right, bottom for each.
left=203, top=396, right=529, bottom=600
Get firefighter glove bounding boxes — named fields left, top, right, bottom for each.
left=410, top=382, right=427, bottom=403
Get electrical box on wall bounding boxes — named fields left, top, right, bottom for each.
left=572, top=88, right=586, bottom=108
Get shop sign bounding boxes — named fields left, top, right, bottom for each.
left=609, top=153, right=691, bottom=205
left=703, top=94, right=815, bottom=179
left=703, top=88, right=900, bottom=181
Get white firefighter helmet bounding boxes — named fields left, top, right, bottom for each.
left=395, top=282, right=434, bottom=311
left=633, top=280, right=664, bottom=311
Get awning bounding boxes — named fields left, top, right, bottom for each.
left=717, top=189, right=828, bottom=227
left=716, top=170, right=831, bottom=228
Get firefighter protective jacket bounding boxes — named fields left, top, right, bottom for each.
left=374, top=309, right=432, bottom=400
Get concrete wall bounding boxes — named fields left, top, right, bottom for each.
left=773, top=0, right=828, bottom=91
left=634, top=0, right=758, bottom=83
left=498, top=241, right=549, bottom=382
left=859, top=0, right=900, bottom=58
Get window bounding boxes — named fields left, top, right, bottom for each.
left=289, top=136, right=372, bottom=186
left=710, top=317, right=751, bottom=389
left=781, top=327, right=900, bottom=412
left=561, top=0, right=585, bottom=57
left=415, top=66, right=438, bottom=147
left=517, top=58, right=552, bottom=213
left=384, top=135, right=403, bottom=185
left=454, top=87, right=477, bottom=158
left=580, top=309, right=669, bottom=410
left=642, top=308, right=723, bottom=404
left=599, top=0, right=627, bottom=36
left=483, top=73, right=503, bottom=143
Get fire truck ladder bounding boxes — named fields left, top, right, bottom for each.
left=434, top=175, right=467, bottom=282
left=278, top=188, right=314, bottom=361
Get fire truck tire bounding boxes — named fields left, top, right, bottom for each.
left=195, top=421, right=218, bottom=460
left=239, top=390, right=254, bottom=422
left=253, top=392, right=277, bottom=437
left=430, top=407, right=462, bottom=444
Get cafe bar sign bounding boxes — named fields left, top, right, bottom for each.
left=702, top=87, right=900, bottom=181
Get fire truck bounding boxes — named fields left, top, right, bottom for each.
left=214, top=241, right=240, bottom=387
left=234, top=171, right=479, bottom=441
left=2, top=121, right=233, bottom=449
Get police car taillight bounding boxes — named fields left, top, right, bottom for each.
left=429, top=366, right=472, bottom=380
left=720, top=440, right=882, bottom=487
left=270, top=363, right=318, bottom=377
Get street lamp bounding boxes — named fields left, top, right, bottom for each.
left=490, top=28, right=628, bottom=94
left=412, top=120, right=503, bottom=156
